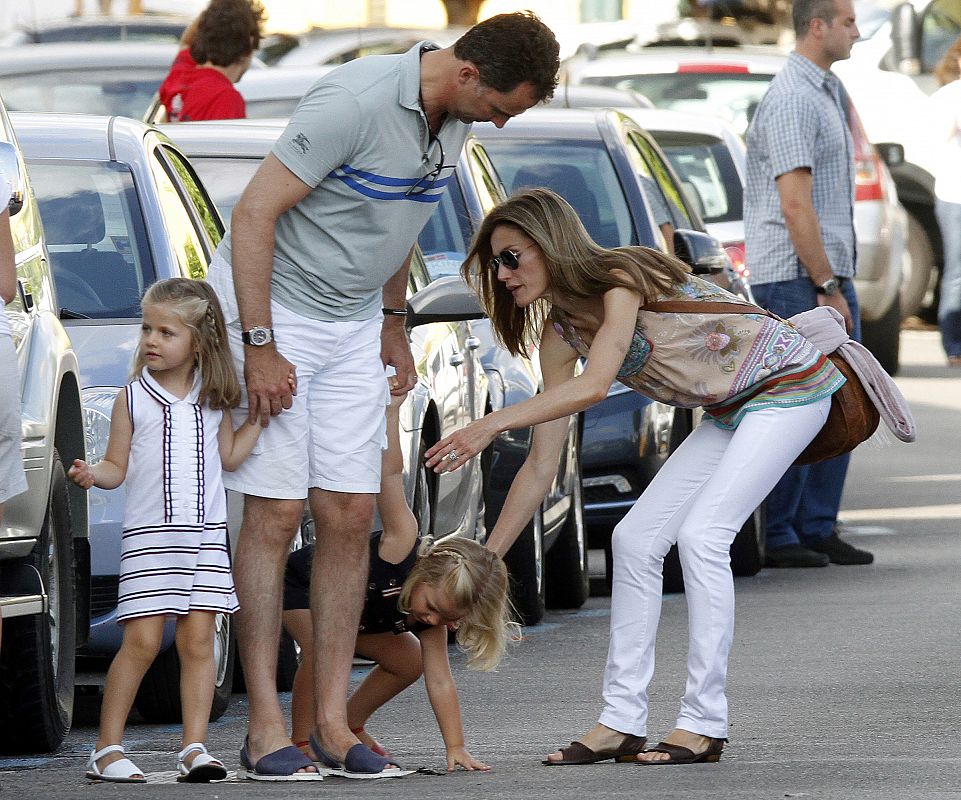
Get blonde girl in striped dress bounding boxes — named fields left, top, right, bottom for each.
left=69, top=278, right=263, bottom=784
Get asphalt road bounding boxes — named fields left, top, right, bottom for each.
left=1, top=329, right=958, bottom=799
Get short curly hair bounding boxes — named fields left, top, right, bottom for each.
left=453, top=11, right=559, bottom=102
left=191, top=0, right=266, bottom=67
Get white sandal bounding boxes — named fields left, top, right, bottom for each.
left=85, top=744, right=146, bottom=783
left=177, top=742, right=228, bottom=783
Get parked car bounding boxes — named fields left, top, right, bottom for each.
left=265, top=26, right=465, bottom=68
left=475, top=108, right=766, bottom=590
left=0, top=14, right=190, bottom=46
left=12, top=110, right=233, bottom=724
left=564, top=48, right=907, bottom=373
left=159, top=119, right=585, bottom=624
left=0, top=98, right=88, bottom=755
left=0, top=42, right=180, bottom=119
left=545, top=83, right=653, bottom=109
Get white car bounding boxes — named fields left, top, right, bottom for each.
left=564, top=47, right=907, bottom=373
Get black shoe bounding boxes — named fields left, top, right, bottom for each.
left=804, top=533, right=873, bottom=565
left=764, top=544, right=830, bottom=568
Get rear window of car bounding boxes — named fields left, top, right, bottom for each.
left=583, top=72, right=773, bottom=135
left=651, top=132, right=743, bottom=224
left=28, top=160, right=154, bottom=319
left=190, top=156, right=261, bottom=222
left=0, top=69, right=165, bottom=117
left=482, top=139, right=637, bottom=248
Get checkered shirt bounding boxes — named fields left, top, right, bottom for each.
left=744, top=52, right=857, bottom=285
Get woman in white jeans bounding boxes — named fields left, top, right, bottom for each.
left=425, top=189, right=840, bottom=765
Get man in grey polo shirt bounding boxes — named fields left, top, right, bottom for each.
left=745, top=0, right=873, bottom=570
left=207, top=12, right=559, bottom=780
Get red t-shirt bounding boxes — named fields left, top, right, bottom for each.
left=158, top=48, right=246, bottom=121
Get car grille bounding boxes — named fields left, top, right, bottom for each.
left=90, top=576, right=119, bottom=619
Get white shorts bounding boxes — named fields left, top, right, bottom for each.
left=209, top=255, right=388, bottom=499
left=0, top=335, right=26, bottom=505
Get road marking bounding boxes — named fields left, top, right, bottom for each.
left=839, top=503, right=961, bottom=521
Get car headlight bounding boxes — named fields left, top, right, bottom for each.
left=81, top=387, right=122, bottom=465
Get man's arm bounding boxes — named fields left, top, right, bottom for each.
left=381, top=247, right=416, bottom=395
left=231, top=153, right=312, bottom=425
left=776, top=168, right=854, bottom=331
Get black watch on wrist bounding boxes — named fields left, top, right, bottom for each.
left=816, top=277, right=840, bottom=296
left=241, top=326, right=274, bottom=346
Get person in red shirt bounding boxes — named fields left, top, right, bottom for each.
left=159, top=0, right=265, bottom=122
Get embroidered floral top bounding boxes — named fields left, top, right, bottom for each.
left=551, top=275, right=845, bottom=429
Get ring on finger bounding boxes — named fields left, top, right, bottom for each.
left=446, top=451, right=460, bottom=462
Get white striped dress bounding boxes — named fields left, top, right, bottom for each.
left=116, top=368, right=239, bottom=621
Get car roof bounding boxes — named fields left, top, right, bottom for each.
left=0, top=41, right=179, bottom=73
left=275, top=26, right=465, bottom=66
left=573, top=45, right=789, bottom=78
left=157, top=118, right=286, bottom=157
left=11, top=111, right=165, bottom=162
left=474, top=107, right=614, bottom=140
left=547, top=83, right=653, bottom=109
left=235, top=66, right=334, bottom=101
left=622, top=106, right=739, bottom=138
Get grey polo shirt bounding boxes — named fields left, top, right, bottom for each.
left=218, top=43, right=470, bottom=321
left=743, top=52, right=856, bottom=285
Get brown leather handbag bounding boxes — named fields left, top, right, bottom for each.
left=641, top=299, right=880, bottom=465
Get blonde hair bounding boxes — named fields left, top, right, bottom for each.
left=462, top=188, right=690, bottom=357
left=132, top=278, right=240, bottom=410
left=398, top=538, right=518, bottom=671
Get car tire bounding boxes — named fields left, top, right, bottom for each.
left=900, top=211, right=936, bottom=319
left=135, top=612, right=235, bottom=722
left=730, top=502, right=766, bottom=577
left=861, top=293, right=901, bottom=376
left=503, top=512, right=546, bottom=625
left=413, top=437, right=434, bottom=540
left=544, top=456, right=589, bottom=609
left=0, top=451, right=76, bottom=753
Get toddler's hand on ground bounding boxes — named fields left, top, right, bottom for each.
left=68, top=459, right=95, bottom=490
left=446, top=746, right=490, bottom=772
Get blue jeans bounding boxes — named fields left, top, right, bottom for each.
left=935, top=199, right=961, bottom=358
left=750, top=276, right=861, bottom=548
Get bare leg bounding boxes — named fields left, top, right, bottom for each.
left=348, top=632, right=422, bottom=730
left=282, top=609, right=314, bottom=747
left=176, top=610, right=216, bottom=764
left=308, top=488, right=376, bottom=760
left=93, top=615, right=165, bottom=774
left=233, top=494, right=312, bottom=767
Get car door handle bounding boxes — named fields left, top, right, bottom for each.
left=17, top=279, right=34, bottom=311
left=466, top=336, right=481, bottom=350
left=449, top=351, right=465, bottom=366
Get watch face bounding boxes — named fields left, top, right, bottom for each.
left=249, top=328, right=269, bottom=345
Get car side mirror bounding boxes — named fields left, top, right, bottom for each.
left=673, top=229, right=728, bottom=275
left=875, top=142, right=904, bottom=168
left=0, top=141, right=25, bottom=216
left=890, top=2, right=921, bottom=75
left=406, top=275, right=486, bottom=328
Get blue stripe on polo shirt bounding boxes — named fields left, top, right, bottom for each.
left=331, top=163, right=453, bottom=202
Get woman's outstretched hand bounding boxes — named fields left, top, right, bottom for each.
left=425, top=418, right=499, bottom=473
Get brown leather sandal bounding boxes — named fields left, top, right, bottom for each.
left=543, top=735, right=647, bottom=765
left=638, top=737, right=726, bottom=765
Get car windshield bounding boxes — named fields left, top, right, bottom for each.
left=28, top=160, right=155, bottom=319
left=418, top=182, right=473, bottom=279
left=0, top=69, right=165, bottom=117
left=35, top=25, right=185, bottom=44
left=583, top=72, right=773, bottom=135
left=481, top=139, right=637, bottom=247
left=190, top=156, right=261, bottom=221
left=649, top=132, right=743, bottom=224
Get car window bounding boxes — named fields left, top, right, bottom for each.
left=190, top=156, right=261, bottom=222
left=483, top=139, right=637, bottom=247
left=158, top=145, right=223, bottom=247
left=921, top=0, right=961, bottom=71
left=245, top=98, right=302, bottom=119
left=418, top=181, right=472, bottom=280
left=651, top=131, right=743, bottom=225
left=584, top=72, right=773, bottom=135
left=0, top=69, right=165, bottom=117
left=408, top=247, right=432, bottom=293
left=149, top=150, right=209, bottom=280
left=28, top=160, right=155, bottom=319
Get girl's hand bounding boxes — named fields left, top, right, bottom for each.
left=446, top=746, right=490, bottom=772
left=68, top=459, right=95, bottom=490
left=424, top=418, right=499, bottom=474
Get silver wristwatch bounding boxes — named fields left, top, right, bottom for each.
left=241, top=326, right=274, bottom=346
left=816, top=277, right=840, bottom=296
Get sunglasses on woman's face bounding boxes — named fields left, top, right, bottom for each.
left=489, top=242, right=535, bottom=272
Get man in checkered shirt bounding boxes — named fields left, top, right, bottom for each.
left=744, top=0, right=873, bottom=569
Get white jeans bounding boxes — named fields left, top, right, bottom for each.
left=598, top=398, right=831, bottom=739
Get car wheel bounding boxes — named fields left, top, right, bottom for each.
left=545, top=452, right=589, bottom=609
left=503, top=511, right=546, bottom=625
left=730, top=501, right=766, bottom=577
left=0, top=451, right=76, bottom=753
left=900, top=211, right=936, bottom=319
left=861, top=293, right=901, bottom=376
left=413, top=437, right=433, bottom=539
left=135, top=612, right=235, bottom=722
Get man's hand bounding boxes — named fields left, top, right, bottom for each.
left=817, top=291, right=854, bottom=333
left=243, top=346, right=297, bottom=427
left=381, top=317, right=416, bottom=395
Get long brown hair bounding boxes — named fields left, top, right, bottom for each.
left=461, top=188, right=690, bottom=357
left=132, top=278, right=240, bottom=410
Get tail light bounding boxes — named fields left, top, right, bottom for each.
left=848, top=101, right=885, bottom=203
left=724, top=242, right=749, bottom=280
